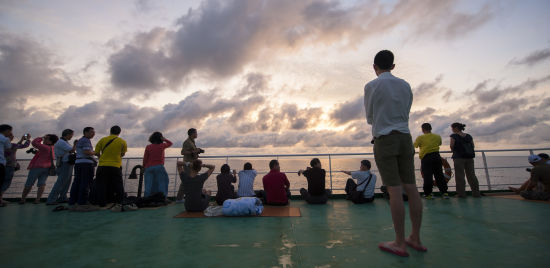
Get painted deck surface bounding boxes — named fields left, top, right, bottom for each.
left=1, top=197, right=549, bottom=267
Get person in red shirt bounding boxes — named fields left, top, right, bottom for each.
left=143, top=132, right=172, bottom=198
left=262, top=160, right=291, bottom=205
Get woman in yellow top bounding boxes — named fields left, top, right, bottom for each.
left=414, top=123, right=448, bottom=199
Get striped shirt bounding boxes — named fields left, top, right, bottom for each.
left=237, top=169, right=257, bottom=197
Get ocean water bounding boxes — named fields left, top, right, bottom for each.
left=3, top=149, right=538, bottom=198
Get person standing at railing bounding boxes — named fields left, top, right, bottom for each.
left=46, top=129, right=77, bottom=205
left=69, top=127, right=97, bottom=209
left=0, top=124, right=14, bottom=207
left=1, top=131, right=31, bottom=205
left=364, top=50, right=425, bottom=257
left=177, top=128, right=203, bottom=202
left=93, top=125, right=127, bottom=207
left=449, top=122, right=480, bottom=198
left=143, top=132, right=172, bottom=198
left=19, top=134, right=59, bottom=204
left=414, top=123, right=449, bottom=200
left=298, top=158, right=331, bottom=204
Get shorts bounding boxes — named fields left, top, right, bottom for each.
left=25, top=168, right=50, bottom=187
left=374, top=132, right=416, bottom=186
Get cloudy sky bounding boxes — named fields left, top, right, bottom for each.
left=1, top=0, right=549, bottom=154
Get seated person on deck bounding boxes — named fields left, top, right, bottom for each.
left=298, top=158, right=331, bottom=204
left=178, top=160, right=215, bottom=212
left=518, top=155, right=550, bottom=200
left=261, top=160, right=290, bottom=206
left=341, top=160, right=377, bottom=204
left=215, top=164, right=237, bottom=205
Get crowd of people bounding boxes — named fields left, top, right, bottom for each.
left=1, top=50, right=549, bottom=257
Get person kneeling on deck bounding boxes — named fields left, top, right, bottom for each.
left=261, top=160, right=290, bottom=206
left=298, top=158, right=331, bottom=204
left=341, top=160, right=377, bottom=204
left=178, top=159, right=214, bottom=212
left=519, top=155, right=550, bottom=201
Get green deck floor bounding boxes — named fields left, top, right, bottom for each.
left=1, top=197, right=549, bottom=267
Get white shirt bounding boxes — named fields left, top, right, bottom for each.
left=237, top=169, right=257, bottom=197
left=364, top=72, right=413, bottom=138
left=0, top=134, right=12, bottom=165
left=351, top=170, right=377, bottom=198
left=54, top=139, right=73, bottom=162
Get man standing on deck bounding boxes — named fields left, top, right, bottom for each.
left=414, top=123, right=449, bottom=199
left=364, top=50, right=426, bottom=257
left=93, top=125, right=127, bottom=207
left=176, top=128, right=203, bottom=201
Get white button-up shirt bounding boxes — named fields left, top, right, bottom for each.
left=364, top=72, right=413, bottom=138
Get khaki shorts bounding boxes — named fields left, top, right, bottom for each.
left=374, top=132, right=416, bottom=186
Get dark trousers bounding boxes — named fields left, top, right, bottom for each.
left=345, top=179, right=374, bottom=204
left=0, top=164, right=5, bottom=192
left=257, top=189, right=291, bottom=206
left=94, top=166, right=124, bottom=206
left=422, top=152, right=448, bottom=195
left=69, top=163, right=95, bottom=205
left=299, top=188, right=331, bottom=204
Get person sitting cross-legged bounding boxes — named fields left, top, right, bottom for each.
left=298, top=158, right=331, bottom=204
left=341, top=160, right=377, bottom=204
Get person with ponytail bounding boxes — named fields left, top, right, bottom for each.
left=450, top=122, right=481, bottom=198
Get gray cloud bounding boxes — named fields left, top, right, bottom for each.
left=510, top=48, right=550, bottom=67
left=109, top=0, right=494, bottom=94
left=467, top=75, right=550, bottom=103
left=330, top=96, right=363, bottom=125
left=413, top=75, right=444, bottom=100
left=0, top=31, right=88, bottom=117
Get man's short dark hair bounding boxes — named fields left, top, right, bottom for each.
left=110, top=125, right=121, bottom=135
left=421, top=123, right=432, bottom=131
left=46, top=134, right=59, bottom=144
left=188, top=128, right=197, bottom=136
left=310, top=158, right=321, bottom=167
left=244, top=162, right=252, bottom=170
left=361, top=159, right=371, bottom=170
left=538, top=153, right=549, bottom=160
left=269, top=159, right=279, bottom=170
left=374, top=50, right=394, bottom=70
left=0, top=124, right=12, bottom=132
left=83, top=127, right=94, bottom=135
left=61, top=129, right=74, bottom=138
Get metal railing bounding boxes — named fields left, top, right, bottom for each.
left=3, top=148, right=548, bottom=198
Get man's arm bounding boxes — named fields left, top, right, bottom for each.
left=283, top=173, right=290, bottom=189
left=449, top=137, right=455, bottom=151
left=340, top=170, right=352, bottom=175
left=413, top=136, right=421, bottom=148
left=121, top=140, right=127, bottom=157
left=364, top=85, right=374, bottom=125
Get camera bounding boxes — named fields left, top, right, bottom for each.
left=198, top=148, right=205, bottom=154
left=526, top=168, right=532, bottom=172
left=26, top=148, right=38, bottom=154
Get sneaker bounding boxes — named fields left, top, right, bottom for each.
left=424, top=194, right=433, bottom=200
left=110, top=204, right=123, bottom=212
left=443, top=193, right=450, bottom=199
left=123, top=203, right=139, bottom=211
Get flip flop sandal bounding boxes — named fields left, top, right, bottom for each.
left=405, top=240, right=428, bottom=252
left=378, top=242, right=409, bottom=257
left=53, top=205, right=67, bottom=212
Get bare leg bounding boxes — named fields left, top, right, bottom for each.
left=509, top=180, right=529, bottom=193
left=20, top=186, right=31, bottom=204
left=403, top=183, right=425, bottom=249
left=385, top=185, right=408, bottom=252
left=35, top=186, right=45, bottom=204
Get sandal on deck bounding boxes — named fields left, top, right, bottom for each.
left=378, top=242, right=409, bottom=257
left=405, top=240, right=428, bottom=252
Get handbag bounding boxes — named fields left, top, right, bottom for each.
left=67, top=153, right=77, bottom=165
left=351, top=174, right=373, bottom=203
left=48, top=146, right=57, bottom=176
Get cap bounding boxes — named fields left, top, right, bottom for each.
left=528, top=154, right=542, bottom=163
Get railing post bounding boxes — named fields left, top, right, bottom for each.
left=328, top=154, right=333, bottom=191
left=123, top=158, right=130, bottom=189
left=529, top=149, right=534, bottom=155
left=174, top=157, right=179, bottom=199
left=481, top=151, right=492, bottom=191
left=226, top=156, right=229, bottom=165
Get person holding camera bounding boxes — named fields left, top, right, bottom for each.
left=69, top=127, right=96, bottom=208
left=177, top=128, right=204, bottom=201
left=20, top=134, right=59, bottom=204
left=1, top=130, right=31, bottom=205
left=46, top=129, right=77, bottom=205
left=0, top=124, right=14, bottom=206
